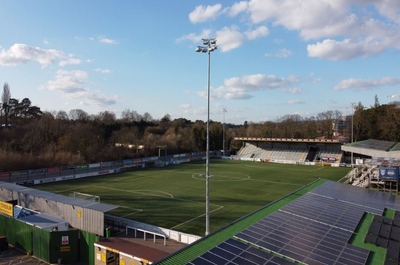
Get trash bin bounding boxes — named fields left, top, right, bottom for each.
left=105, top=228, right=111, bottom=238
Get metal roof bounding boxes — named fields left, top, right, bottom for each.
left=0, top=181, right=118, bottom=212
left=347, top=139, right=395, bottom=151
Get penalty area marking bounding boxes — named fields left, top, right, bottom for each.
left=192, top=172, right=250, bottom=181
left=92, top=185, right=174, bottom=198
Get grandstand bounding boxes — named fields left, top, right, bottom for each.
left=234, top=137, right=343, bottom=164
left=234, top=137, right=400, bottom=195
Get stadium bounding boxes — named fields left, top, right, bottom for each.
left=0, top=137, right=400, bottom=264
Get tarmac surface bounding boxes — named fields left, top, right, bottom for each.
left=0, top=246, right=86, bottom=265
left=0, top=247, right=48, bottom=265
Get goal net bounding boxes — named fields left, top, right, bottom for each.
left=70, top=191, right=100, bottom=202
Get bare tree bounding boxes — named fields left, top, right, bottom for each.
left=69, top=109, right=89, bottom=121
left=120, top=109, right=141, bottom=122
left=142, top=112, right=153, bottom=122
left=96, top=111, right=116, bottom=124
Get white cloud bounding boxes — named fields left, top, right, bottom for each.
left=41, top=70, right=87, bottom=93
left=229, top=1, right=248, bottom=17
left=307, top=38, right=386, bottom=60
left=0, top=43, right=64, bottom=67
left=182, top=1, right=400, bottom=58
left=288, top=87, right=302, bottom=94
left=76, top=91, right=118, bottom=106
left=265, top=48, right=292, bottom=58
left=94, top=68, right=111, bottom=74
left=333, top=77, right=400, bottom=91
left=374, top=0, right=400, bottom=24
left=216, top=26, right=244, bottom=52
left=178, top=27, right=243, bottom=52
left=179, top=104, right=191, bottom=109
left=189, top=4, right=223, bottom=24
left=99, top=37, right=118, bottom=44
left=41, top=70, right=117, bottom=107
left=59, top=57, right=81, bottom=67
left=230, top=0, right=400, bottom=59
left=288, top=99, right=304, bottom=105
left=176, top=29, right=213, bottom=43
left=200, top=74, right=300, bottom=100
left=245, top=25, right=269, bottom=40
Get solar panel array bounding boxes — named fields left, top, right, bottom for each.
left=188, top=238, right=293, bottom=265
left=187, top=181, right=400, bottom=265
left=364, top=212, right=400, bottom=264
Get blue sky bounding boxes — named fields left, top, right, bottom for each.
left=0, top=1, right=399, bottom=124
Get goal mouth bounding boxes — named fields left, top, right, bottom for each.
left=70, top=191, right=100, bottom=202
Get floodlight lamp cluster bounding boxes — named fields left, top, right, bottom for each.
left=195, top=38, right=218, bottom=53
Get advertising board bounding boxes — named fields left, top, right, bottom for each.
left=379, top=166, right=399, bottom=181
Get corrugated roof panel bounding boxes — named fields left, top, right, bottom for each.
left=0, top=181, right=118, bottom=213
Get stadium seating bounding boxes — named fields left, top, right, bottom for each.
left=236, top=142, right=342, bottom=164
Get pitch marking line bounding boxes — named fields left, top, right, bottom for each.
left=91, top=184, right=225, bottom=229
left=116, top=206, right=143, bottom=217
left=93, top=185, right=174, bottom=198
left=191, top=173, right=250, bottom=181
left=170, top=205, right=224, bottom=230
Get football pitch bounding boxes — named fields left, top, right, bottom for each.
left=35, top=159, right=351, bottom=236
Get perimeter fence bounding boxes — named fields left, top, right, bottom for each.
left=0, top=151, right=214, bottom=185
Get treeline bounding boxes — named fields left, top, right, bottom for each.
left=1, top=85, right=399, bottom=171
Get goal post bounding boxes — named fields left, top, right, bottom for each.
left=70, top=191, right=100, bottom=202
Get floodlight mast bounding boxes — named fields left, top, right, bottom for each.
left=223, top=108, right=227, bottom=156
left=196, top=38, right=217, bottom=236
left=351, top=103, right=355, bottom=167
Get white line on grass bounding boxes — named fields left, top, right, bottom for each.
left=191, top=173, right=250, bottom=181
left=93, top=185, right=174, bottom=198
left=169, top=204, right=224, bottom=230
left=116, top=206, right=143, bottom=217
left=246, top=178, right=304, bottom=186
left=92, top=184, right=226, bottom=230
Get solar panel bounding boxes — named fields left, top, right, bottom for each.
left=237, top=249, right=267, bottom=264
left=230, top=255, right=258, bottom=264
left=390, top=226, right=400, bottom=241
left=189, top=256, right=216, bottom=265
left=368, top=221, right=381, bottom=235
left=386, top=241, right=400, bottom=260
left=186, top=181, right=386, bottom=265
left=364, top=234, right=377, bottom=244
left=379, top=224, right=392, bottom=238
left=225, top=238, right=248, bottom=250
left=209, top=246, right=236, bottom=261
left=384, top=258, right=399, bottom=265
left=198, top=252, right=229, bottom=264
left=376, top=237, right=389, bottom=248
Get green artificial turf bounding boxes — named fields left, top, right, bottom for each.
left=35, top=159, right=351, bottom=236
